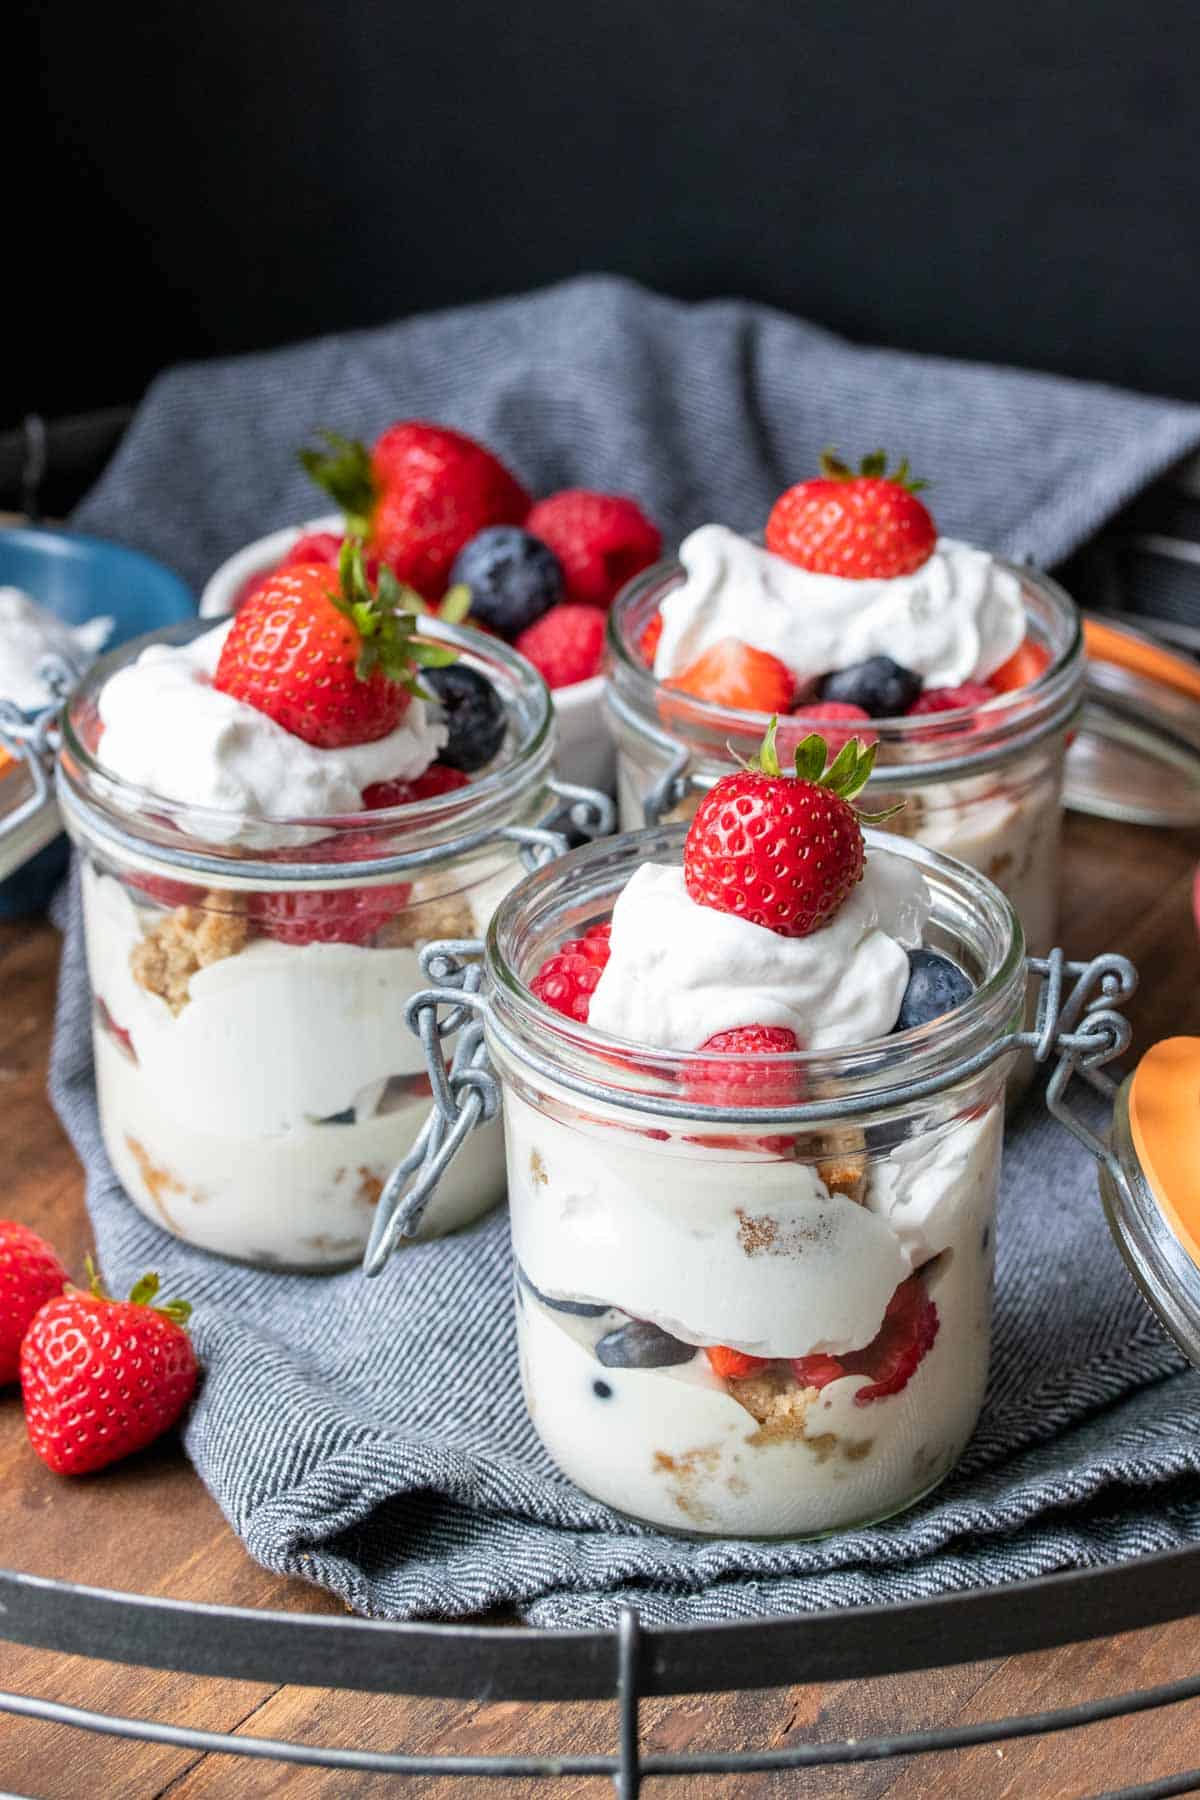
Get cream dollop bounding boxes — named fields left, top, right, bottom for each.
left=0, top=588, right=112, bottom=713
left=97, top=618, right=446, bottom=842
left=653, top=525, right=1025, bottom=690
left=586, top=850, right=929, bottom=1052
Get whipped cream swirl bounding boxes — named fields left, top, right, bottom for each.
left=97, top=619, right=446, bottom=841
left=653, top=525, right=1025, bottom=691
left=0, top=588, right=112, bottom=713
left=587, top=851, right=930, bottom=1052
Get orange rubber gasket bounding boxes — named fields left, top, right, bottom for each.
left=1129, top=1037, right=1200, bottom=1268
left=1084, top=617, right=1200, bottom=704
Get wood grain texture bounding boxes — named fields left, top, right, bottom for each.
left=2, top=812, right=1199, bottom=1799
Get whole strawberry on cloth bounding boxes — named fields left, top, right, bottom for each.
left=215, top=538, right=456, bottom=749
left=301, top=421, right=530, bottom=601
left=21, top=1259, right=199, bottom=1475
left=682, top=718, right=900, bottom=938
left=0, top=1221, right=67, bottom=1383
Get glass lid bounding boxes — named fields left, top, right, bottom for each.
left=1066, top=618, right=1200, bottom=827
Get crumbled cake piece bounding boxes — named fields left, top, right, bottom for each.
left=728, top=1365, right=820, bottom=1444
left=818, top=1153, right=867, bottom=1204
left=374, top=890, right=476, bottom=950
left=131, top=896, right=249, bottom=1015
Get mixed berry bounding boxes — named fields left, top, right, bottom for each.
left=292, top=420, right=662, bottom=691
left=641, top=449, right=1054, bottom=715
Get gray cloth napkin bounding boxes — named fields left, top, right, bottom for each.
left=55, top=275, right=1200, bottom=1625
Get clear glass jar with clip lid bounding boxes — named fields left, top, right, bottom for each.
left=57, top=615, right=612, bottom=1271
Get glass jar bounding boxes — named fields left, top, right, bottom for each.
left=606, top=559, right=1084, bottom=955
left=386, top=826, right=1133, bottom=1539
left=58, top=619, right=603, bottom=1272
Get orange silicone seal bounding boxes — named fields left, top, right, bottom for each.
left=1129, top=1037, right=1200, bottom=1268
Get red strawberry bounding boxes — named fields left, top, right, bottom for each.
left=251, top=831, right=412, bottom=947
left=988, top=638, right=1052, bottom=694
left=214, top=540, right=454, bottom=749
left=515, top=603, right=606, bottom=689
left=21, top=1261, right=199, bottom=1475
left=841, top=1274, right=938, bottom=1403
left=669, top=638, right=794, bottom=713
left=524, top=490, right=661, bottom=608
left=766, top=451, right=936, bottom=580
left=362, top=763, right=471, bottom=809
left=683, top=721, right=895, bottom=938
left=0, top=1222, right=67, bottom=1384
left=707, top=1345, right=770, bottom=1380
left=791, top=699, right=877, bottom=753
left=302, top=423, right=529, bottom=601
left=907, top=682, right=996, bottom=716
left=639, top=610, right=664, bottom=666
left=279, top=530, right=345, bottom=569
left=530, top=926, right=612, bottom=1022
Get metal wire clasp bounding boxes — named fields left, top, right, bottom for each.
left=363, top=940, right=500, bottom=1275
left=0, top=655, right=76, bottom=851
left=1035, top=949, right=1139, bottom=1161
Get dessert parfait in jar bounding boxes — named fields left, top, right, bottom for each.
left=606, top=451, right=1084, bottom=955
left=392, top=725, right=1134, bottom=1537
left=58, top=543, right=603, bottom=1270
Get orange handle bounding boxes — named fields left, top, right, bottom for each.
left=1084, top=616, right=1200, bottom=703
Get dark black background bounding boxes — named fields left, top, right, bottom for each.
left=16, top=0, right=1198, bottom=424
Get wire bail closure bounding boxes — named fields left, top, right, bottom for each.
left=0, top=657, right=77, bottom=850
left=363, top=946, right=1139, bottom=1275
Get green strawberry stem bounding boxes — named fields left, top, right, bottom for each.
left=85, top=1253, right=192, bottom=1328
left=298, top=430, right=378, bottom=532
left=333, top=539, right=457, bottom=700
left=819, top=449, right=928, bottom=494
left=747, top=717, right=905, bottom=823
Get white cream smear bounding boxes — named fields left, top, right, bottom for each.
left=0, top=588, right=113, bottom=712
left=653, top=525, right=1025, bottom=690
left=587, top=852, right=930, bottom=1051
left=97, top=618, right=446, bottom=841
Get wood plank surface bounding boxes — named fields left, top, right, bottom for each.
left=2, top=813, right=1200, bottom=1799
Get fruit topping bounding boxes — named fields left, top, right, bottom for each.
left=784, top=1275, right=938, bottom=1404
left=706, top=1345, right=771, bottom=1379
left=21, top=1258, right=199, bottom=1474
left=524, top=490, right=662, bottom=609
left=279, top=529, right=346, bottom=570
left=595, top=1319, right=695, bottom=1369
left=686, top=1024, right=803, bottom=1110
left=894, top=948, right=975, bottom=1031
left=766, top=450, right=936, bottom=580
left=449, top=526, right=564, bottom=639
left=788, top=1352, right=846, bottom=1390
left=423, top=662, right=507, bottom=771
left=668, top=638, right=795, bottom=713
left=302, top=422, right=530, bottom=601
left=515, top=602, right=607, bottom=690
left=362, top=762, right=472, bottom=808
left=250, top=832, right=412, bottom=947
left=988, top=637, right=1052, bottom=693
left=215, top=540, right=455, bottom=749
left=0, top=1222, right=67, bottom=1384
left=907, top=681, right=996, bottom=716
left=791, top=699, right=877, bottom=752
left=531, top=949, right=605, bottom=1022
left=638, top=610, right=664, bottom=666
left=683, top=721, right=895, bottom=939
left=817, top=654, right=921, bottom=719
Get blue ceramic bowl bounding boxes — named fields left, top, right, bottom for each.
left=0, top=526, right=195, bottom=918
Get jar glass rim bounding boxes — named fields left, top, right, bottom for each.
left=606, top=551, right=1083, bottom=781
left=484, top=824, right=1027, bottom=1115
left=57, top=616, right=556, bottom=874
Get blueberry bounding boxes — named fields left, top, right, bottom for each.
left=818, top=656, right=922, bottom=718
left=593, top=1379, right=613, bottom=1399
left=318, top=1106, right=356, bottom=1125
left=596, top=1320, right=695, bottom=1369
left=425, top=664, right=506, bottom=773
left=517, top=1264, right=609, bottom=1318
left=895, top=948, right=975, bottom=1031
left=449, top=527, right=564, bottom=640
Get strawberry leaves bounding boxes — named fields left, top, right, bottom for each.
left=746, top=717, right=904, bottom=822
left=86, top=1255, right=192, bottom=1328
left=818, top=448, right=929, bottom=494
left=331, top=538, right=457, bottom=699
left=299, top=430, right=379, bottom=530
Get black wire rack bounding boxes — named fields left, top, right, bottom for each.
left=4, top=1546, right=1200, bottom=1795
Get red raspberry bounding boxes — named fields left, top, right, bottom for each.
left=686, top=1024, right=802, bottom=1109
left=789, top=1353, right=846, bottom=1391
left=362, top=764, right=471, bottom=808
left=790, top=700, right=877, bottom=753
left=515, top=603, right=606, bottom=690
left=907, top=682, right=996, bottom=716
left=530, top=950, right=604, bottom=1022
left=125, top=871, right=207, bottom=909
left=525, top=490, right=661, bottom=608
left=250, top=832, right=412, bottom=947
left=279, top=530, right=345, bottom=569
left=558, top=921, right=613, bottom=968
left=786, top=1276, right=938, bottom=1402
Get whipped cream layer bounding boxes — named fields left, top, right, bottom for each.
left=97, top=619, right=446, bottom=842
left=587, top=851, right=929, bottom=1052
left=1, top=588, right=112, bottom=713
left=653, top=525, right=1025, bottom=691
